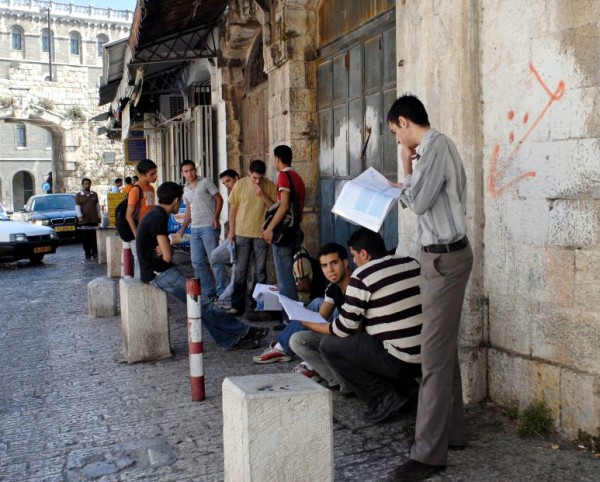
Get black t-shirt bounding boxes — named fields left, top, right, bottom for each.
left=136, top=206, right=174, bottom=283
left=324, top=282, right=345, bottom=311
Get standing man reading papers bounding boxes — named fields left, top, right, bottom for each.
left=385, top=94, right=473, bottom=481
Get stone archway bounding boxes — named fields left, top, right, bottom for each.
left=12, top=170, right=34, bottom=210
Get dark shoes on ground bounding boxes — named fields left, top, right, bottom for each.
left=387, top=459, right=445, bottom=481
left=363, top=390, right=408, bottom=424
left=230, top=326, right=269, bottom=350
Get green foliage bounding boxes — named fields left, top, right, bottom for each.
left=577, top=430, right=600, bottom=453
left=504, top=403, right=520, bottom=420
left=517, top=401, right=553, bottom=437
left=66, top=106, right=86, bottom=121
left=0, top=96, right=14, bottom=108
left=39, top=98, right=55, bottom=111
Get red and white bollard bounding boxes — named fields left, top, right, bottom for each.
left=187, top=278, right=205, bottom=401
left=122, top=241, right=133, bottom=278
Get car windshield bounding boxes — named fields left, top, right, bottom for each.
left=30, top=196, right=75, bottom=211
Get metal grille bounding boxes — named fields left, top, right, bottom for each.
left=26, top=234, right=53, bottom=242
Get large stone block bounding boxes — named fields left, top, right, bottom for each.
left=488, top=349, right=561, bottom=423
left=530, top=307, right=600, bottom=375
left=106, top=235, right=123, bottom=278
left=95, top=228, right=116, bottom=264
left=560, top=369, right=600, bottom=438
left=222, top=373, right=333, bottom=482
left=87, top=276, right=118, bottom=318
left=120, top=278, right=170, bottom=363
left=574, top=249, right=600, bottom=312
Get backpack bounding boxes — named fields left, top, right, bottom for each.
left=115, top=185, right=142, bottom=242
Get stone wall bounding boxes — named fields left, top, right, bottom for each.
left=481, top=0, right=600, bottom=438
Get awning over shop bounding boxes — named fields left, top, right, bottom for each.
left=98, top=81, right=121, bottom=107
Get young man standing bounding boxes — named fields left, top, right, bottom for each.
left=75, top=178, right=101, bottom=261
left=227, top=160, right=277, bottom=316
left=136, top=181, right=269, bottom=351
left=177, top=160, right=227, bottom=301
left=302, top=228, right=423, bottom=423
left=219, top=169, right=239, bottom=194
left=385, top=94, right=473, bottom=481
left=126, top=159, right=157, bottom=278
left=262, top=145, right=306, bottom=302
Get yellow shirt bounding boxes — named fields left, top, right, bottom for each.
left=229, top=176, right=277, bottom=238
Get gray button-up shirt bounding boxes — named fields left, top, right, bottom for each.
left=398, top=128, right=468, bottom=246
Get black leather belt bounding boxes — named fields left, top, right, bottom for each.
left=422, top=237, right=468, bottom=254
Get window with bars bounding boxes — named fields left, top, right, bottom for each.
left=70, top=33, right=80, bottom=55
left=16, top=124, right=27, bottom=148
left=42, top=30, right=50, bottom=53
left=97, top=35, right=108, bottom=56
left=11, top=28, right=23, bottom=50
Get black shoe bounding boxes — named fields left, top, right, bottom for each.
left=387, top=459, right=445, bottom=481
left=272, top=322, right=286, bottom=331
left=244, top=311, right=272, bottom=322
left=363, top=390, right=408, bottom=423
left=449, top=443, right=467, bottom=451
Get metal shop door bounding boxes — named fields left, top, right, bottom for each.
left=318, top=24, right=398, bottom=251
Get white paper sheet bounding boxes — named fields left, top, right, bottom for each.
left=331, top=167, right=401, bottom=232
left=277, top=295, right=328, bottom=324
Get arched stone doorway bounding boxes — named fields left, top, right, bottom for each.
left=12, top=171, right=34, bottom=210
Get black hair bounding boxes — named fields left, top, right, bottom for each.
left=124, top=176, right=132, bottom=184
left=114, top=178, right=123, bottom=184
left=132, top=175, right=139, bottom=181
left=273, top=145, right=293, bottom=165
left=347, top=228, right=388, bottom=259
left=180, top=159, right=195, bottom=170
left=317, top=242, right=348, bottom=261
left=386, top=94, right=430, bottom=127
left=219, top=169, right=239, bottom=179
left=249, top=159, right=267, bottom=174
left=157, top=182, right=184, bottom=204
left=81, top=178, right=91, bottom=185
left=137, top=159, right=157, bottom=175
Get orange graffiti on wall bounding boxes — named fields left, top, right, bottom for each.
left=486, top=64, right=566, bottom=198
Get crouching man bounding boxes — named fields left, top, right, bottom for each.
left=302, top=228, right=423, bottom=423
left=136, top=181, right=269, bottom=351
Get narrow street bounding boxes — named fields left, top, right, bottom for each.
left=0, top=244, right=598, bottom=481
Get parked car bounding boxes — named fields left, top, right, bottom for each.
left=0, top=220, right=59, bottom=263
left=0, top=203, right=10, bottom=221
left=20, top=194, right=79, bottom=240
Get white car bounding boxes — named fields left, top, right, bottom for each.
left=0, top=219, right=59, bottom=263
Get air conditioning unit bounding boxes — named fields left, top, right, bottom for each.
left=159, top=95, right=184, bottom=120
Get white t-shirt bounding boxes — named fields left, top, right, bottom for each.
left=183, top=177, right=219, bottom=227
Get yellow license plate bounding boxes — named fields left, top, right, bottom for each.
left=34, top=246, right=52, bottom=254
left=54, top=225, right=76, bottom=232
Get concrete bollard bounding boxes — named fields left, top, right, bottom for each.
left=95, top=227, right=115, bottom=264
left=122, top=241, right=133, bottom=278
left=222, top=373, right=333, bottom=482
left=106, top=235, right=123, bottom=278
left=87, top=276, right=118, bottom=318
left=120, top=278, right=170, bottom=363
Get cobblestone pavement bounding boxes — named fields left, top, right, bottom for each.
left=1, top=243, right=598, bottom=481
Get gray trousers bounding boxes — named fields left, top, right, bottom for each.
left=289, top=331, right=349, bottom=392
left=410, top=243, right=473, bottom=466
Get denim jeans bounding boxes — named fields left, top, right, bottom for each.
left=272, top=243, right=297, bottom=301
left=277, top=297, right=324, bottom=355
left=190, top=226, right=229, bottom=298
left=231, top=236, right=268, bottom=312
left=151, top=267, right=249, bottom=350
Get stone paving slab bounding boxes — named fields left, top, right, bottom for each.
left=0, top=244, right=598, bottom=481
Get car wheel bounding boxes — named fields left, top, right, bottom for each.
left=29, top=254, right=44, bottom=264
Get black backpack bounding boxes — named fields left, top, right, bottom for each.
left=115, top=185, right=142, bottom=242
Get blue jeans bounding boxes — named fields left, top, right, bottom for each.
left=190, top=226, right=229, bottom=298
left=272, top=244, right=297, bottom=301
left=278, top=297, right=324, bottom=355
left=231, top=236, right=268, bottom=312
left=151, top=267, right=249, bottom=350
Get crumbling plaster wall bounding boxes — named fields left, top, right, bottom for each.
left=481, top=0, right=600, bottom=437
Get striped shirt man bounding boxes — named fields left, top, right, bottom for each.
left=399, top=128, right=468, bottom=247
left=330, top=254, right=422, bottom=364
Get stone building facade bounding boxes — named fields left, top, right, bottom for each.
left=104, top=0, right=599, bottom=440
left=0, top=0, right=132, bottom=210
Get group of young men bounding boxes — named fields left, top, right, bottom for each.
left=74, top=93, right=471, bottom=482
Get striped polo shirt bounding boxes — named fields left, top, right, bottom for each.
left=330, top=255, right=423, bottom=364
